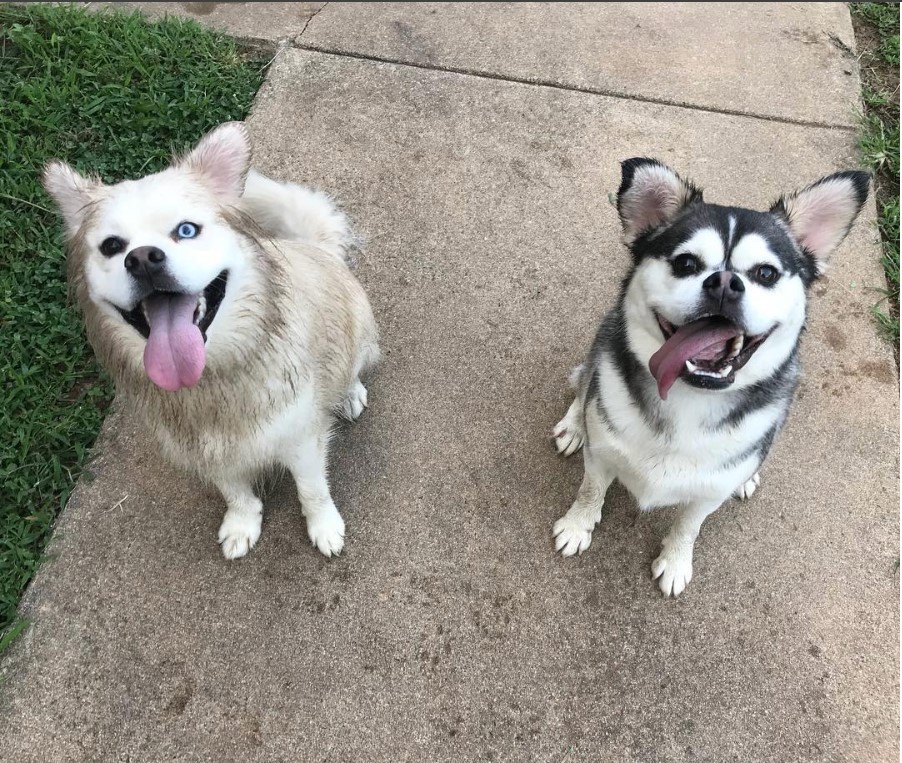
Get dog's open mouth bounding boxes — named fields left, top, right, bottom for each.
left=648, top=313, right=773, bottom=399
left=118, top=271, right=228, bottom=341
left=117, top=271, right=228, bottom=392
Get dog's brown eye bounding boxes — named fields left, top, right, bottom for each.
left=754, top=264, right=780, bottom=286
left=99, top=236, right=126, bottom=257
left=671, top=253, right=702, bottom=278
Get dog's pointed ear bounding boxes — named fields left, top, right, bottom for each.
left=616, top=158, right=703, bottom=243
left=179, top=121, right=252, bottom=199
left=770, top=171, right=870, bottom=275
left=42, top=161, right=103, bottom=235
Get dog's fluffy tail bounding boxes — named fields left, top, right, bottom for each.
left=240, top=169, right=358, bottom=264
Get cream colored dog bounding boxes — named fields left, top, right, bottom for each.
left=44, top=122, right=379, bottom=560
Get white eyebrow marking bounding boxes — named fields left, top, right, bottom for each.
left=730, top=232, right=781, bottom=271
left=676, top=228, right=724, bottom=269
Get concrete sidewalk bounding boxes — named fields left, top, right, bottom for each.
left=2, top=4, right=898, bottom=762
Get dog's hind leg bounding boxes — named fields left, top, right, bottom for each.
left=216, top=477, right=264, bottom=560
left=652, top=499, right=721, bottom=598
left=552, top=449, right=614, bottom=556
left=337, top=337, right=379, bottom=421
left=338, top=379, right=368, bottom=421
left=733, top=472, right=760, bottom=500
left=288, top=430, right=345, bottom=557
left=553, top=397, right=586, bottom=457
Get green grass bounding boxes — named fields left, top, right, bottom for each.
left=0, top=4, right=265, bottom=648
left=853, top=1, right=901, bottom=64
left=851, top=3, right=900, bottom=345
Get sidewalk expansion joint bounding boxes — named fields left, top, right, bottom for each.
left=296, top=3, right=328, bottom=43
left=291, top=43, right=857, bottom=133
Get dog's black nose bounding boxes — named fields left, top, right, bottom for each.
left=703, top=270, right=744, bottom=302
left=124, top=246, right=167, bottom=279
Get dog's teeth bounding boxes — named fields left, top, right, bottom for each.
left=727, top=335, right=744, bottom=360
left=194, top=295, right=207, bottom=325
left=690, top=367, right=726, bottom=378
left=686, top=359, right=733, bottom=378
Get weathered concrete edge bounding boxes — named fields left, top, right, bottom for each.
left=0, top=403, right=130, bottom=679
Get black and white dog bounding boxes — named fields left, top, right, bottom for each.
left=552, top=158, right=869, bottom=597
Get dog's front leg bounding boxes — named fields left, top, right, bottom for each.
left=552, top=448, right=614, bottom=556
left=652, top=500, right=721, bottom=597
left=288, top=431, right=345, bottom=558
left=216, top=477, right=263, bottom=560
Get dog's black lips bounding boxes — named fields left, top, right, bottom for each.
left=117, top=270, right=228, bottom=341
left=654, top=311, right=775, bottom=390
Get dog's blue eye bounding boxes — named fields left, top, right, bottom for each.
left=176, top=222, right=200, bottom=240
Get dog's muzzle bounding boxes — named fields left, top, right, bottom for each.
left=649, top=313, right=774, bottom=399
left=124, top=246, right=184, bottom=293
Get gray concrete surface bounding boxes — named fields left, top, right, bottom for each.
left=1, top=4, right=899, bottom=762
left=299, top=2, right=861, bottom=127
left=92, top=1, right=324, bottom=45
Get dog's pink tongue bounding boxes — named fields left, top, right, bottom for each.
left=648, top=318, right=740, bottom=400
left=142, top=294, right=205, bottom=391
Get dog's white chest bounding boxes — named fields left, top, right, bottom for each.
left=149, top=382, right=318, bottom=478
left=587, top=366, right=766, bottom=509
left=591, top=431, right=742, bottom=509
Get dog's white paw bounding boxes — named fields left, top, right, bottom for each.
left=306, top=504, right=345, bottom=557
left=734, top=472, right=760, bottom=500
left=218, top=510, right=262, bottom=560
left=552, top=407, right=585, bottom=457
left=651, top=539, right=694, bottom=598
left=340, top=380, right=368, bottom=421
left=552, top=513, right=596, bottom=556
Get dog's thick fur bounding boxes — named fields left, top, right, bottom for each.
left=552, top=159, right=869, bottom=597
left=44, top=123, right=378, bottom=560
